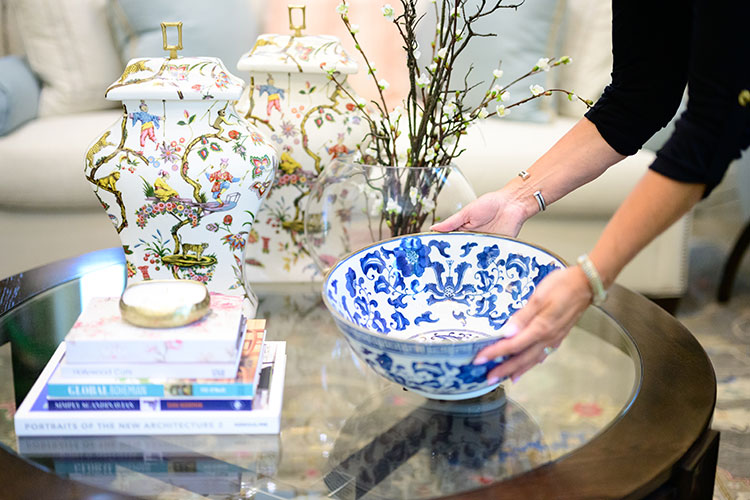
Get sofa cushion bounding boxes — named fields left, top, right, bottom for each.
left=455, top=116, right=655, bottom=216
left=106, top=0, right=261, bottom=82
left=9, top=0, right=122, bottom=116
left=0, top=56, right=40, bottom=136
left=0, top=0, right=24, bottom=56
left=0, top=109, right=123, bottom=210
left=556, top=0, right=613, bottom=117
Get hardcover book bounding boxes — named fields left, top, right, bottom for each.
left=57, top=319, right=266, bottom=380
left=14, top=341, right=286, bottom=436
left=64, top=294, right=246, bottom=364
left=47, top=327, right=266, bottom=399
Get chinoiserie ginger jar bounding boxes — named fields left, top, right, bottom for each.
left=235, top=5, right=369, bottom=281
left=85, top=23, right=277, bottom=303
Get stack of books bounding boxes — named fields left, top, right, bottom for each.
left=14, top=294, right=286, bottom=436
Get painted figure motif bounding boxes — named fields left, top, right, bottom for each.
left=129, top=101, right=161, bottom=148
left=258, top=76, right=285, bottom=117
left=206, top=163, right=240, bottom=204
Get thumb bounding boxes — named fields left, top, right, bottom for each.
left=430, top=209, right=469, bottom=232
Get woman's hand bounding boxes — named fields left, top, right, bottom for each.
left=430, top=189, right=529, bottom=237
left=473, top=265, right=594, bottom=382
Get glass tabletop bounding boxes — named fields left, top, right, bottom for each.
left=0, top=260, right=639, bottom=499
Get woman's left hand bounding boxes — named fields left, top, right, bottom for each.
left=474, top=265, right=595, bottom=382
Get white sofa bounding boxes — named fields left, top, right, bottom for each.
left=0, top=0, right=690, bottom=301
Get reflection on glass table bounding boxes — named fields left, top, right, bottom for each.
left=0, top=261, right=639, bottom=499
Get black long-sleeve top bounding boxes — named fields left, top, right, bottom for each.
left=584, top=0, right=750, bottom=197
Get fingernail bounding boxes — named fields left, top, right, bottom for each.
left=503, top=323, right=518, bottom=338
left=487, top=376, right=500, bottom=385
left=472, top=356, right=488, bottom=365
left=512, top=375, right=521, bottom=383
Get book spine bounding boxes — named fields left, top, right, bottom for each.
left=13, top=411, right=281, bottom=436
left=58, top=361, right=241, bottom=380
left=48, top=398, right=254, bottom=411
left=46, top=382, right=255, bottom=399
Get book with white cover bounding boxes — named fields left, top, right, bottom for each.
left=14, top=341, right=286, bottom=436
left=64, top=294, right=246, bottom=364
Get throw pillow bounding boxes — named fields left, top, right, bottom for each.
left=417, top=0, right=567, bottom=123
left=9, top=0, right=122, bottom=116
left=0, top=55, right=41, bottom=135
left=106, top=0, right=261, bottom=83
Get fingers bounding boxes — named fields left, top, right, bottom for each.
left=472, top=289, right=544, bottom=364
left=485, top=342, right=547, bottom=383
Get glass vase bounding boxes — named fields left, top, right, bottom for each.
left=303, top=159, right=477, bottom=273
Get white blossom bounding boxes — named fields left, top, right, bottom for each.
left=530, top=84, right=545, bottom=96
left=421, top=197, right=436, bottom=211
left=385, top=197, right=402, bottom=213
left=428, top=62, right=438, bottom=73
left=535, top=57, right=551, bottom=72
left=499, top=90, right=510, bottom=102
left=416, top=73, right=430, bottom=87
left=495, top=104, right=510, bottom=117
left=477, top=107, right=489, bottom=119
left=489, top=84, right=502, bottom=98
left=414, top=49, right=422, bottom=60
left=336, top=3, right=348, bottom=15
left=378, top=79, right=390, bottom=91
left=492, top=69, right=504, bottom=79
left=350, top=24, right=360, bottom=34
left=436, top=47, right=448, bottom=59
left=382, top=4, right=395, bottom=21
left=443, top=99, right=458, bottom=116
left=409, top=187, right=419, bottom=205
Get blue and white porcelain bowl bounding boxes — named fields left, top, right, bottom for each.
left=322, top=232, right=566, bottom=400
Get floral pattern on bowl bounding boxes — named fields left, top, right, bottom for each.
left=323, top=232, right=566, bottom=400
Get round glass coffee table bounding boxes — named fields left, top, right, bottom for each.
left=0, top=249, right=717, bottom=499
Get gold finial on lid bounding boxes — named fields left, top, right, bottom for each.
left=288, top=5, right=306, bottom=37
left=161, top=22, right=183, bottom=60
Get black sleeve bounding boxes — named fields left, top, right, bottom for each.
left=649, top=1, right=750, bottom=197
left=584, top=0, right=692, bottom=156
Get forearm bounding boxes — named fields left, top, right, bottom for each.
left=503, top=117, right=626, bottom=218
left=589, top=169, right=703, bottom=289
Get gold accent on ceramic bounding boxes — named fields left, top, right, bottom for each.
left=288, top=5, right=306, bottom=37
left=161, top=22, right=184, bottom=60
left=739, top=89, right=750, bottom=108
left=119, top=279, right=210, bottom=328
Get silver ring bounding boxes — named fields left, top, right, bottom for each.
left=518, top=170, right=530, bottom=181
left=543, top=346, right=556, bottom=356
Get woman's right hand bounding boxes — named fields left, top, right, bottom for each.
left=430, top=189, right=529, bottom=237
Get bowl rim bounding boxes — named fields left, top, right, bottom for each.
left=320, top=231, right=568, bottom=346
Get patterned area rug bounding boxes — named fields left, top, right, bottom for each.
left=675, top=191, right=750, bottom=500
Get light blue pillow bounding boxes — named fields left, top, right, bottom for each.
left=0, top=56, right=41, bottom=136
left=106, top=0, right=260, bottom=83
left=418, top=0, right=566, bottom=123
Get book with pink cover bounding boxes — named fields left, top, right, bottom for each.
left=64, top=294, right=245, bottom=364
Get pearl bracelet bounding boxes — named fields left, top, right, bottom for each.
left=576, top=253, right=608, bottom=305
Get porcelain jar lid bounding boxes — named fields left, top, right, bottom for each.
left=105, top=22, right=245, bottom=101
left=236, top=5, right=357, bottom=75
